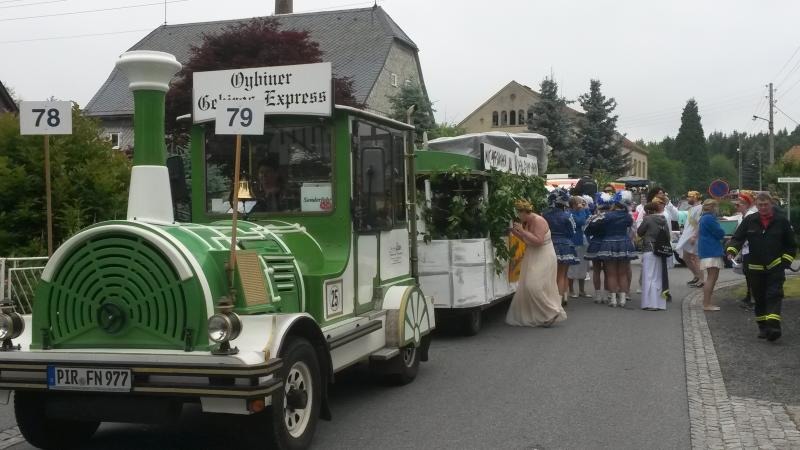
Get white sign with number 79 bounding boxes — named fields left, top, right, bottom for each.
left=19, top=101, right=72, bottom=135
left=215, top=100, right=265, bottom=135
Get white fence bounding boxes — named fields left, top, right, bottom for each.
left=0, top=257, right=48, bottom=314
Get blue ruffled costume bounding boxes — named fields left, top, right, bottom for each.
left=543, top=208, right=580, bottom=265
left=584, top=209, right=638, bottom=261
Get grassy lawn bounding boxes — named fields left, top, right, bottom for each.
left=731, top=275, right=800, bottom=299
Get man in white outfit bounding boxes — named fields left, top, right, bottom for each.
left=676, top=191, right=704, bottom=287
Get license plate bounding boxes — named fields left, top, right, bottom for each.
left=47, top=366, right=132, bottom=392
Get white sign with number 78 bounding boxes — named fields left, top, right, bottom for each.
left=215, top=100, right=265, bottom=135
left=19, top=101, right=72, bottom=135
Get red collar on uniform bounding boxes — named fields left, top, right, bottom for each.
left=759, top=211, right=774, bottom=229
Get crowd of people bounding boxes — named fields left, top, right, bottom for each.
left=505, top=184, right=797, bottom=342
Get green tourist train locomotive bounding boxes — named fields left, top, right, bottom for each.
left=0, top=51, right=434, bottom=449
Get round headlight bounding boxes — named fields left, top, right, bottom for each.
left=0, top=312, right=24, bottom=341
left=207, top=313, right=242, bottom=343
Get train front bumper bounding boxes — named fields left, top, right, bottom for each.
left=0, top=350, right=283, bottom=402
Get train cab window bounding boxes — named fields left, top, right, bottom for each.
left=204, top=123, right=333, bottom=215
left=353, top=121, right=406, bottom=231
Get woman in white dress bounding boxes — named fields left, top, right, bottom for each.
left=506, top=199, right=567, bottom=327
left=637, top=202, right=669, bottom=310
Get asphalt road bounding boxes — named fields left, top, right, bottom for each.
left=2, top=262, right=741, bottom=450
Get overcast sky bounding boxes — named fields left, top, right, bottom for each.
left=2, top=0, right=799, bottom=141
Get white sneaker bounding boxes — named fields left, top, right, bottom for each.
left=570, top=292, right=578, bottom=299
left=636, top=288, right=642, bottom=294
left=618, top=292, right=627, bottom=308
left=608, top=293, right=617, bottom=307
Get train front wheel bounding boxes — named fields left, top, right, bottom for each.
left=261, top=337, right=321, bottom=450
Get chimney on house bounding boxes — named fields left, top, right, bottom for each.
left=275, top=0, right=292, bottom=14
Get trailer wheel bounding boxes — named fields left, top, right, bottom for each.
left=15, top=391, right=100, bottom=450
left=267, top=337, right=321, bottom=450
left=462, top=309, right=482, bottom=336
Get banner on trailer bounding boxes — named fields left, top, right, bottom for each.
left=481, top=144, right=538, bottom=176
left=482, top=143, right=516, bottom=173
left=193, top=62, right=332, bottom=123
left=516, top=154, right=538, bottom=177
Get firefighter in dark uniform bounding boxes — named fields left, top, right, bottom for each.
left=726, top=192, right=797, bottom=341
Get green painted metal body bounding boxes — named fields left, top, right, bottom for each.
left=32, top=221, right=209, bottom=350
left=191, top=113, right=355, bottom=324
left=414, top=149, right=482, bottom=174
left=31, top=106, right=416, bottom=351
left=132, top=90, right=167, bottom=166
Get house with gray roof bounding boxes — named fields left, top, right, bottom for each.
left=0, top=80, right=18, bottom=114
left=84, top=5, right=428, bottom=151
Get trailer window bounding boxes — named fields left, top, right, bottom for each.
left=204, top=123, right=333, bottom=215
left=353, top=121, right=406, bottom=231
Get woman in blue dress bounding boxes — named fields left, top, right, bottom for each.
left=585, top=191, right=638, bottom=308
left=542, top=188, right=579, bottom=306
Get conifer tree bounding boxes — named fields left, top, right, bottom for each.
left=388, top=79, right=435, bottom=143
left=527, top=77, right=581, bottom=173
left=577, top=79, right=628, bottom=176
left=673, top=99, right=709, bottom=189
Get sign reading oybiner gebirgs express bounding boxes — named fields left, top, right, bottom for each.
left=192, top=62, right=332, bottom=123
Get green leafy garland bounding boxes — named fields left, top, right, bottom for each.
left=418, top=166, right=547, bottom=272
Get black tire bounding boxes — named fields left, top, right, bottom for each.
left=389, top=344, right=420, bottom=385
left=15, top=391, right=100, bottom=450
left=461, top=309, right=482, bottom=336
left=265, top=337, right=322, bottom=450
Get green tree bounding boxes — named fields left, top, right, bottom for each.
left=0, top=107, right=130, bottom=256
left=576, top=79, right=628, bottom=176
left=673, top=99, right=709, bottom=189
left=388, top=79, right=435, bottom=143
left=427, top=122, right=465, bottom=140
left=527, top=77, right=580, bottom=173
left=709, top=154, right=737, bottom=186
left=642, top=142, right=687, bottom=196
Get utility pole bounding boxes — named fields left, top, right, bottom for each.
left=769, top=82, right=775, bottom=165
left=738, top=135, right=743, bottom=189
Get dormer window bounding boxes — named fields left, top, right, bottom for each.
left=391, top=73, right=398, bottom=87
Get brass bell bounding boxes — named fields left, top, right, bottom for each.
left=236, top=179, right=254, bottom=201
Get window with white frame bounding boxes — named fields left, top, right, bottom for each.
left=390, top=73, right=398, bottom=87
left=108, top=132, right=120, bottom=149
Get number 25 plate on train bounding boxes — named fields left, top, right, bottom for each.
left=47, top=366, right=132, bottom=392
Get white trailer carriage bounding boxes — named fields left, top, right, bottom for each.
left=415, top=133, right=549, bottom=335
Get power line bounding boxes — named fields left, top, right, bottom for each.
left=617, top=90, right=762, bottom=122
left=775, top=105, right=799, bottom=126
left=0, top=0, right=66, bottom=9
left=622, top=96, right=757, bottom=127
left=776, top=57, right=800, bottom=90
left=0, top=27, right=153, bottom=44
left=0, top=0, right=189, bottom=22
left=773, top=44, right=800, bottom=82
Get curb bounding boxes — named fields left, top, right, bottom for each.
left=683, top=279, right=800, bottom=449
